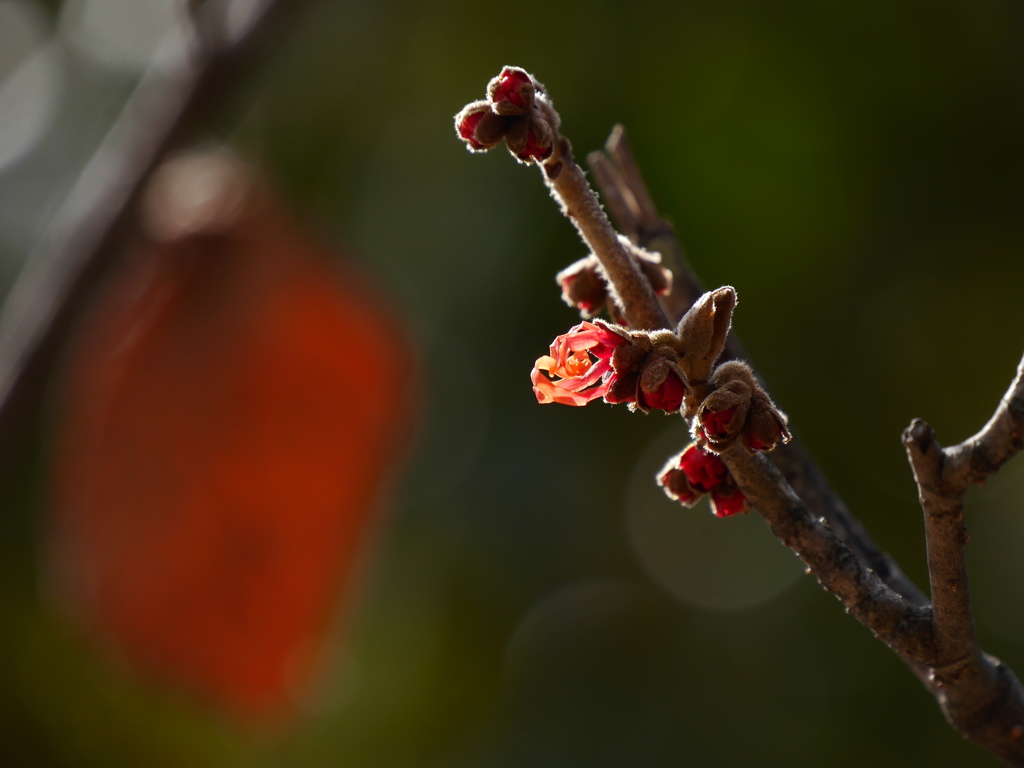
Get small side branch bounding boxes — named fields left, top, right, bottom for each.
left=904, top=420, right=975, bottom=663
left=948, top=354, right=1024, bottom=486
left=901, top=353, right=1024, bottom=762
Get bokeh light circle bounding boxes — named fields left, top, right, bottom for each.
left=626, top=424, right=804, bottom=610
left=0, top=1, right=59, bottom=174
left=59, top=0, right=191, bottom=73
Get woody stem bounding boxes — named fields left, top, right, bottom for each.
left=540, top=137, right=670, bottom=332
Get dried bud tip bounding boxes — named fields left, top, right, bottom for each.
left=676, top=286, right=737, bottom=386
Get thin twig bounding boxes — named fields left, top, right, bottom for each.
left=540, top=138, right=669, bottom=331
left=905, top=420, right=976, bottom=662
left=901, top=353, right=1024, bottom=763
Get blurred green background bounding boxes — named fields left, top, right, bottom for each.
left=3, top=0, right=1024, bottom=765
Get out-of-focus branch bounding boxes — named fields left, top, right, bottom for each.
left=0, top=0, right=310, bottom=475
left=587, top=126, right=927, bottom=606
left=902, top=355, right=1024, bottom=764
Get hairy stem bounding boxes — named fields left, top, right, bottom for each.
left=540, top=139, right=669, bottom=331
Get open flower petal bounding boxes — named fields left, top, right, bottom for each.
left=530, top=321, right=628, bottom=406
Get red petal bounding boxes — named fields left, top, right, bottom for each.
left=679, top=445, right=728, bottom=492
left=639, top=371, right=686, bottom=413
left=710, top=487, right=749, bottom=518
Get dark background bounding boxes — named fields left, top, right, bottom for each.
left=2, top=0, right=1024, bottom=765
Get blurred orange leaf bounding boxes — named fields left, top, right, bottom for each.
left=47, top=150, right=414, bottom=724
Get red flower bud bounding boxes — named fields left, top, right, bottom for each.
left=695, top=376, right=751, bottom=450
left=700, top=361, right=791, bottom=453
left=639, top=369, right=686, bottom=413
left=562, top=274, right=601, bottom=314
left=657, top=460, right=700, bottom=505
left=743, top=396, right=791, bottom=452
left=702, top=404, right=737, bottom=438
left=503, top=114, right=554, bottom=164
left=747, top=430, right=772, bottom=452
left=657, top=443, right=748, bottom=517
left=518, top=123, right=553, bottom=162
left=679, top=444, right=728, bottom=492
left=556, top=256, right=607, bottom=318
left=710, top=485, right=749, bottom=518
left=457, top=110, right=486, bottom=148
left=488, top=67, right=536, bottom=114
left=454, top=101, right=511, bottom=152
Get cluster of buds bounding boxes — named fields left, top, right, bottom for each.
left=694, top=360, right=791, bottom=453
left=658, top=443, right=749, bottom=517
left=454, top=67, right=559, bottom=164
left=531, top=286, right=740, bottom=416
left=533, top=282, right=788, bottom=441
left=531, top=320, right=688, bottom=413
left=455, top=66, right=790, bottom=522
left=556, top=237, right=672, bottom=322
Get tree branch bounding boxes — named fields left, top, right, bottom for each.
left=901, top=353, right=1024, bottom=763
left=723, top=443, right=935, bottom=658
left=540, top=137, right=669, bottom=331
left=460, top=66, right=1024, bottom=765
